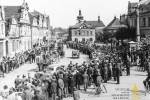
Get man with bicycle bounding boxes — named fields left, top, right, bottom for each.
left=143, top=73, right=150, bottom=92
left=143, top=58, right=150, bottom=92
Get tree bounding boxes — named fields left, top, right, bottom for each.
left=115, top=27, right=136, bottom=41
left=102, top=31, right=113, bottom=43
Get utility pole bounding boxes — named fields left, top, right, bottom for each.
left=136, top=1, right=141, bottom=66
left=136, top=4, right=140, bottom=44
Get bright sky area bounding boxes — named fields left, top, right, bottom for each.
left=1, top=0, right=139, bottom=28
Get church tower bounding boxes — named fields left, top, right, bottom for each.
left=77, top=10, right=84, bottom=23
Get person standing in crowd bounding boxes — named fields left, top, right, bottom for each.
left=104, top=62, right=108, bottom=83
left=116, top=60, right=121, bottom=84
left=32, top=89, right=43, bottom=100
left=68, top=61, right=73, bottom=69
left=63, top=72, right=69, bottom=97
left=75, top=71, right=81, bottom=90
left=51, top=77, right=57, bottom=100
left=92, top=67, right=98, bottom=87
left=68, top=71, right=74, bottom=97
left=73, top=87, right=80, bottom=100
left=87, top=66, right=93, bottom=86
left=22, top=86, right=33, bottom=100
left=95, top=72, right=102, bottom=95
left=83, top=71, right=89, bottom=91
left=36, top=55, right=40, bottom=71
left=58, top=74, right=64, bottom=100
left=126, top=59, right=130, bottom=76
left=14, top=75, right=21, bottom=89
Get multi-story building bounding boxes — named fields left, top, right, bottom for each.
left=0, top=0, right=51, bottom=59
left=69, top=10, right=105, bottom=42
left=29, top=10, right=51, bottom=46
left=0, top=6, right=6, bottom=58
left=128, top=0, right=150, bottom=42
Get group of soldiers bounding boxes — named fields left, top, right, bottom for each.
left=0, top=41, right=66, bottom=100
left=1, top=40, right=150, bottom=100
left=0, top=50, right=33, bottom=75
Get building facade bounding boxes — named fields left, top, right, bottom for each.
left=29, top=10, right=51, bottom=46
left=69, top=10, right=105, bottom=42
left=127, top=0, right=150, bottom=42
left=0, top=6, right=6, bottom=58
left=0, top=0, right=51, bottom=59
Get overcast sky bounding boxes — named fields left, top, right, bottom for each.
left=1, top=0, right=139, bottom=28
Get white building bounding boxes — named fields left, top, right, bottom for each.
left=69, top=10, right=105, bottom=42
left=0, top=0, right=51, bottom=59
left=29, top=10, right=51, bottom=46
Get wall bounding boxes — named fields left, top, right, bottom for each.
left=71, top=29, right=95, bottom=42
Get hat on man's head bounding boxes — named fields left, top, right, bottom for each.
left=23, top=75, right=26, bottom=78
left=3, top=85, right=8, bottom=90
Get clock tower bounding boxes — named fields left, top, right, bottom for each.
left=77, top=10, right=84, bottom=23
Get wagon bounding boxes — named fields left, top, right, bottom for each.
left=72, top=50, right=80, bottom=58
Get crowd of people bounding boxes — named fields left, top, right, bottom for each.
left=0, top=40, right=150, bottom=100
left=0, top=40, right=63, bottom=76
left=67, top=41, right=150, bottom=93
left=0, top=50, right=33, bottom=75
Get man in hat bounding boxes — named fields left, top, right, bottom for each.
left=83, top=71, right=89, bottom=91
left=116, top=61, right=121, bottom=84
left=58, top=74, right=64, bottom=100
left=15, top=75, right=21, bottom=88
left=22, top=86, right=33, bottom=100
left=32, top=89, right=43, bottom=100
left=73, top=87, right=80, bottom=100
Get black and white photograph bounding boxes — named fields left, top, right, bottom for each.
left=0, top=0, right=149, bottom=100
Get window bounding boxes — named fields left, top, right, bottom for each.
left=90, top=31, right=93, bottom=35
left=148, top=17, right=150, bottom=27
left=74, top=31, right=77, bottom=36
left=79, top=32, right=81, bottom=35
left=87, top=31, right=89, bottom=36
left=12, top=40, right=15, bottom=52
left=82, top=38, right=85, bottom=42
left=75, top=38, right=78, bottom=42
left=90, top=38, right=93, bottom=41
left=142, top=18, right=146, bottom=27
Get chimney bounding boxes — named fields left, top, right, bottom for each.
left=98, top=16, right=100, bottom=22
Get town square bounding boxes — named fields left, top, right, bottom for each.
left=0, top=0, right=149, bottom=100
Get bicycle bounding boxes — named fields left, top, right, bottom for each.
left=95, top=82, right=107, bottom=95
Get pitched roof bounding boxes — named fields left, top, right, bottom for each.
left=105, top=17, right=127, bottom=30
left=31, top=10, right=44, bottom=17
left=130, top=2, right=138, bottom=7
left=86, top=20, right=105, bottom=28
left=70, top=21, right=94, bottom=29
left=139, top=0, right=150, bottom=5
left=4, top=6, right=21, bottom=19
left=29, top=10, right=50, bottom=28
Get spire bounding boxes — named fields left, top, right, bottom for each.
left=79, top=10, right=82, bottom=16
left=22, top=0, right=26, bottom=5
left=21, top=0, right=29, bottom=10
left=77, top=10, right=84, bottom=23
